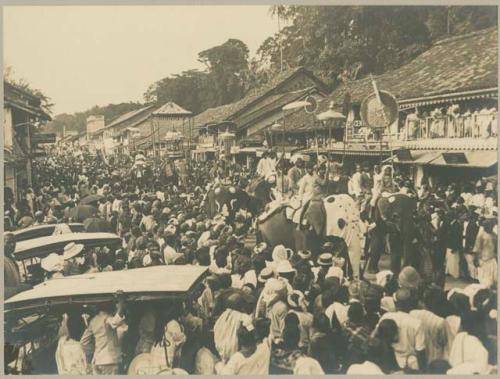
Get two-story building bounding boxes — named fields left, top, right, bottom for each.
left=191, top=67, right=331, bottom=163
left=4, top=81, right=51, bottom=201
left=97, top=105, right=156, bottom=154
left=327, top=27, right=497, bottom=185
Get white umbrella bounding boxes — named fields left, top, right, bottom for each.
left=316, top=109, right=346, bottom=121
left=282, top=100, right=311, bottom=111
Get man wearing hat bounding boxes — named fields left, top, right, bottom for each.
left=276, top=260, right=296, bottom=287
left=41, top=253, right=65, bottom=280
left=324, top=238, right=353, bottom=280
left=62, top=242, right=85, bottom=276
left=258, top=267, right=274, bottom=286
left=313, top=252, right=333, bottom=286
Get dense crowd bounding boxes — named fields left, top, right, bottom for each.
left=4, top=144, right=498, bottom=375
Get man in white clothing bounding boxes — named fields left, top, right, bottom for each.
left=375, top=287, right=426, bottom=372
left=80, top=293, right=127, bottom=374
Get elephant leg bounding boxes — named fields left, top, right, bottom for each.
left=348, top=234, right=362, bottom=280
left=387, top=233, right=402, bottom=276
left=293, top=229, right=307, bottom=252
left=432, top=245, right=447, bottom=287
left=366, top=229, right=383, bottom=273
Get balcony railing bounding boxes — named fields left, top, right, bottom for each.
left=404, top=113, right=497, bottom=141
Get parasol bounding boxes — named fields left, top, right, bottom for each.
left=83, top=217, right=112, bottom=233
left=316, top=109, right=346, bottom=122
left=282, top=100, right=311, bottom=111
left=81, top=194, right=104, bottom=205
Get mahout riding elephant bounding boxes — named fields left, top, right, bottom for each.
left=256, top=194, right=363, bottom=275
left=246, top=176, right=274, bottom=213
left=366, top=193, right=418, bottom=276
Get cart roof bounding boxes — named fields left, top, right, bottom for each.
left=5, top=265, right=208, bottom=312
left=14, top=232, right=121, bottom=260
left=8, top=223, right=84, bottom=242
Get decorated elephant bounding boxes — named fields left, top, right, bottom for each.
left=246, top=176, right=275, bottom=213
left=256, top=194, right=364, bottom=276
left=159, top=159, right=178, bottom=186
left=204, top=184, right=259, bottom=222
left=365, top=193, right=419, bottom=276
left=128, top=163, right=153, bottom=188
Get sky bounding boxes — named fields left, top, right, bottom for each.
left=3, top=6, right=278, bottom=115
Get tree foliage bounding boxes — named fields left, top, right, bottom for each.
left=144, top=38, right=253, bottom=114
left=44, top=6, right=496, bottom=136
left=4, top=65, right=55, bottom=116
left=43, top=102, right=144, bottom=136
left=256, top=6, right=497, bottom=86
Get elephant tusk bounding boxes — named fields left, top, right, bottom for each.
left=230, top=199, right=237, bottom=210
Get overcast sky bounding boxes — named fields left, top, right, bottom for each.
left=4, top=6, right=278, bottom=115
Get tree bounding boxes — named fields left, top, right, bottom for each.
left=198, top=38, right=250, bottom=105
left=255, top=6, right=496, bottom=86
left=4, top=64, right=54, bottom=116
left=144, top=39, right=252, bottom=115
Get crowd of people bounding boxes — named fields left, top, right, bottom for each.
left=4, top=143, right=498, bottom=375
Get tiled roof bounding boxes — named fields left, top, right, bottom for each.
left=4, top=81, right=51, bottom=121
left=193, top=103, right=239, bottom=129
left=330, top=27, right=498, bottom=105
left=152, top=101, right=192, bottom=116
left=105, top=105, right=155, bottom=129
left=401, top=137, right=497, bottom=151
left=193, top=66, right=330, bottom=129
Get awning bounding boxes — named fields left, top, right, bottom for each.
left=427, top=150, right=497, bottom=168
left=399, top=88, right=498, bottom=110
left=392, top=150, right=442, bottom=165
left=301, top=148, right=389, bottom=157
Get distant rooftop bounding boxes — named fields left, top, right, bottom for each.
left=152, top=101, right=192, bottom=117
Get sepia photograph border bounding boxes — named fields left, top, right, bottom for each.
left=0, top=0, right=499, bottom=378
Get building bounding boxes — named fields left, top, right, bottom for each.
left=191, top=67, right=331, bottom=163
left=327, top=27, right=498, bottom=183
left=97, top=105, right=156, bottom=154
left=4, top=81, right=51, bottom=201
left=86, top=115, right=105, bottom=134
left=134, top=102, right=193, bottom=158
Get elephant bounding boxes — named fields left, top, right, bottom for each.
left=256, top=194, right=363, bottom=277
left=128, top=164, right=153, bottom=188
left=204, top=184, right=260, bottom=222
left=365, top=193, right=419, bottom=276
left=246, top=176, right=274, bottom=213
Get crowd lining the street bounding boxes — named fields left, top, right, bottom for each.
left=4, top=144, right=498, bottom=375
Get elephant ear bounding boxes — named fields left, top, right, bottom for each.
left=378, top=193, right=416, bottom=221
